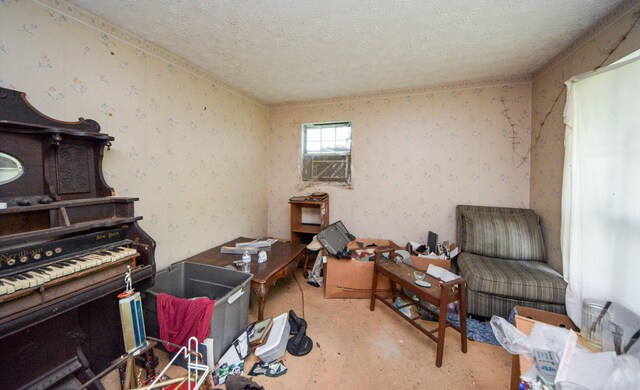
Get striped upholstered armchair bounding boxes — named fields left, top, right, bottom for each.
left=455, top=205, right=567, bottom=319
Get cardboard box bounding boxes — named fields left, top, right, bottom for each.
left=410, top=255, right=451, bottom=271
left=514, top=305, right=577, bottom=330
left=512, top=306, right=581, bottom=389
left=324, top=238, right=400, bottom=299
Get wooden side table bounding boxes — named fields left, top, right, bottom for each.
left=289, top=197, right=329, bottom=245
left=370, top=247, right=467, bottom=367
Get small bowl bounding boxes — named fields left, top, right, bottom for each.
left=414, top=271, right=425, bottom=281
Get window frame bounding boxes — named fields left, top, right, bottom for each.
left=301, top=121, right=352, bottom=184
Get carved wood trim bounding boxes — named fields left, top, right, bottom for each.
left=0, top=87, right=100, bottom=132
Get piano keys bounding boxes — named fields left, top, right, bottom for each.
left=0, top=245, right=137, bottom=296
left=0, top=86, right=156, bottom=389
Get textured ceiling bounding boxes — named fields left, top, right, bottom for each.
left=65, top=0, right=621, bottom=103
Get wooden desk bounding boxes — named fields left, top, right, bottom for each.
left=184, top=237, right=306, bottom=321
left=370, top=248, right=467, bottom=367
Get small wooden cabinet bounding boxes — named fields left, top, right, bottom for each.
left=289, top=197, right=329, bottom=245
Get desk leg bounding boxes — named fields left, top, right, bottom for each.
left=302, top=250, right=311, bottom=278
left=254, top=283, right=268, bottom=321
left=459, top=281, right=468, bottom=353
left=436, top=294, right=448, bottom=367
left=370, top=267, right=379, bottom=311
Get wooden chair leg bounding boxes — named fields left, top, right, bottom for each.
left=370, top=267, right=379, bottom=311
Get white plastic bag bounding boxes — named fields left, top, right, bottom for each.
left=490, top=315, right=530, bottom=356
left=604, top=354, right=640, bottom=389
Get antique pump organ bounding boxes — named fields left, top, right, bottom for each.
left=0, top=87, right=156, bottom=389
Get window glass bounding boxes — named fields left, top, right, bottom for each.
left=302, top=122, right=352, bottom=183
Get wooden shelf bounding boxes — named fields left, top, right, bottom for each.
left=289, top=197, right=329, bottom=245
left=291, top=224, right=322, bottom=234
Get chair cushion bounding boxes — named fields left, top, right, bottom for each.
left=462, top=211, right=546, bottom=261
left=458, top=252, right=566, bottom=304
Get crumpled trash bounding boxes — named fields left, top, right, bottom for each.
left=491, top=315, right=640, bottom=389
left=248, top=360, right=288, bottom=378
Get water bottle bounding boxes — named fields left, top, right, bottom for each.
left=242, top=250, right=251, bottom=272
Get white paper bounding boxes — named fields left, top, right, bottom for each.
left=418, top=253, right=447, bottom=260
left=560, top=352, right=616, bottom=389
left=555, top=330, right=578, bottom=382
left=204, top=338, right=214, bottom=370
left=556, top=330, right=616, bottom=389
left=426, top=264, right=460, bottom=282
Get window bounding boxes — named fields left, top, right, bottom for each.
left=301, top=121, right=352, bottom=183
left=561, top=51, right=640, bottom=325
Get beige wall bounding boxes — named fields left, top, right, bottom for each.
left=268, top=82, right=532, bottom=245
left=0, top=0, right=270, bottom=269
left=530, top=1, right=640, bottom=272
left=9, top=0, right=635, bottom=272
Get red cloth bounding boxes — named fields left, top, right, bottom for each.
left=156, top=293, right=215, bottom=352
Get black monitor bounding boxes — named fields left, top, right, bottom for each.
left=317, top=220, right=354, bottom=256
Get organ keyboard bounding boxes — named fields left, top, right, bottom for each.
left=0, top=87, right=156, bottom=389
left=0, top=244, right=137, bottom=295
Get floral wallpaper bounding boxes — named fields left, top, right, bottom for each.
left=530, top=0, right=640, bottom=272
left=0, top=0, right=270, bottom=270
left=268, top=82, right=533, bottom=246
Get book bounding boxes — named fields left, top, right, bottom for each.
left=248, top=318, right=273, bottom=347
left=221, top=246, right=258, bottom=254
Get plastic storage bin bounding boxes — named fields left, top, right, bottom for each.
left=255, top=312, right=290, bottom=362
left=143, top=262, right=252, bottom=363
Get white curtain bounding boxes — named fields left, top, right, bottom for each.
left=561, top=52, right=640, bottom=327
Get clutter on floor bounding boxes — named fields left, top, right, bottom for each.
left=255, top=312, right=291, bottom=362
left=106, top=221, right=527, bottom=388
left=224, top=374, right=265, bottom=390
left=248, top=360, right=288, bottom=377
left=495, top=304, right=640, bottom=389
left=212, top=331, right=249, bottom=385
left=210, top=309, right=314, bottom=386
left=287, top=310, right=313, bottom=356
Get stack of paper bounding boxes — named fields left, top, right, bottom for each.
left=427, top=264, right=461, bottom=282
left=236, top=238, right=278, bottom=249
